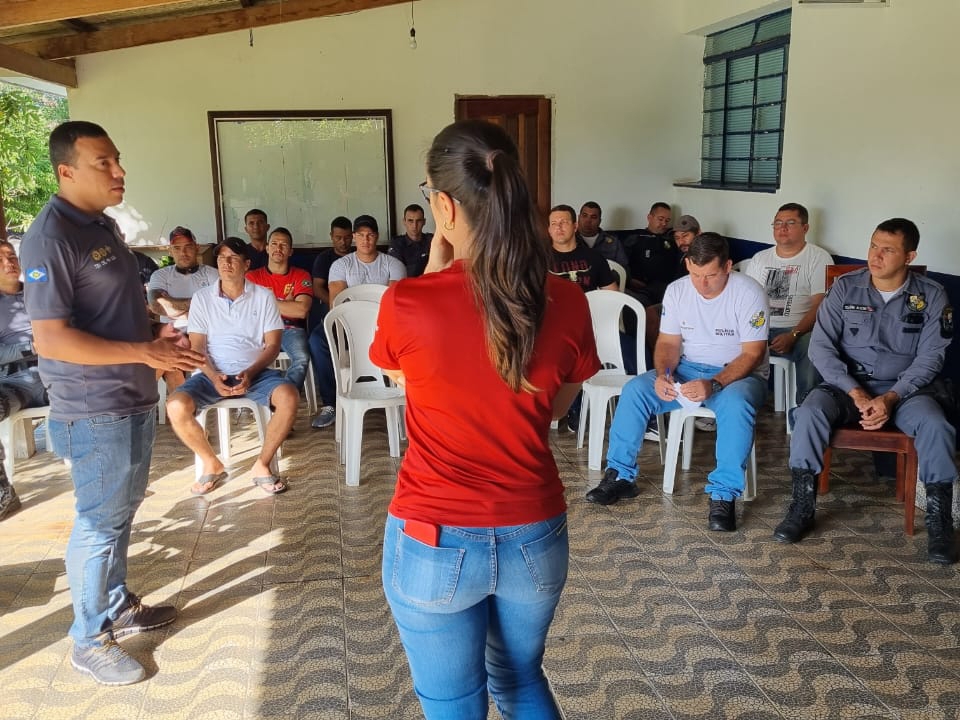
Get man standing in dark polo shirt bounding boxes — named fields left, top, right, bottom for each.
left=21, top=121, right=204, bottom=686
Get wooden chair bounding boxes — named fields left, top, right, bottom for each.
left=817, top=263, right=926, bottom=535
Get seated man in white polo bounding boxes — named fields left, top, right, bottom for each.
left=166, top=237, right=298, bottom=496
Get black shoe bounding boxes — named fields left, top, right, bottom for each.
left=111, top=594, right=177, bottom=638
left=0, top=483, right=21, bottom=521
left=925, top=483, right=958, bottom=565
left=773, top=468, right=817, bottom=543
left=586, top=469, right=640, bottom=506
left=708, top=499, right=736, bottom=532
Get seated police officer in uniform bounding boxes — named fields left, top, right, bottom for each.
left=775, top=218, right=957, bottom=564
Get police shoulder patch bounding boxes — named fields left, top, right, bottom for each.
left=942, top=306, right=954, bottom=339
left=750, top=310, right=766, bottom=329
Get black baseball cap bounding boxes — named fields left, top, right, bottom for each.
left=353, top=215, right=379, bottom=234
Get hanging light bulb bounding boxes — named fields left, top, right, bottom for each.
left=409, top=2, right=417, bottom=49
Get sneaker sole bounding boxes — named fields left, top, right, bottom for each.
left=112, top=614, right=176, bottom=639
left=71, top=656, right=145, bottom=686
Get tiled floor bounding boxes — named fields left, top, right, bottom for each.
left=1, top=403, right=959, bottom=719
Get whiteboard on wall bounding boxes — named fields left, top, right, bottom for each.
left=208, top=110, right=396, bottom=247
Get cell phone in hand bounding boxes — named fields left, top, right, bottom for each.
left=223, top=375, right=242, bottom=387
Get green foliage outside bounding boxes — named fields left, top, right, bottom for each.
left=0, top=82, right=69, bottom=232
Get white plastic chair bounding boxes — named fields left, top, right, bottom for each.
left=656, top=406, right=757, bottom=501
left=577, top=290, right=646, bottom=470
left=769, top=356, right=797, bottom=434
left=274, top=351, right=318, bottom=415
left=333, top=283, right=387, bottom=307
left=607, top=260, right=627, bottom=292
left=0, top=406, right=51, bottom=481
left=193, top=398, right=278, bottom=479
left=324, top=301, right=405, bottom=486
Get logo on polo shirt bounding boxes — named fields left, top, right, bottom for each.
left=749, top=310, right=766, bottom=329
left=25, top=267, right=48, bottom=283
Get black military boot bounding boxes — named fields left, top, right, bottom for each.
left=0, top=472, right=21, bottom=522
left=925, top=483, right=958, bottom=565
left=773, top=468, right=817, bottom=543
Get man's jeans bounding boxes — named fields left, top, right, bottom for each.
left=50, top=410, right=156, bottom=646
left=281, top=327, right=310, bottom=391
left=768, top=327, right=820, bottom=405
left=382, top=513, right=567, bottom=720
left=308, top=323, right=336, bottom=407
left=605, top=360, right=766, bottom=500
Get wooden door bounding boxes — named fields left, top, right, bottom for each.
left=454, top=96, right=552, bottom=224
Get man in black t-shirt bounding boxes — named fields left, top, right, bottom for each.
left=389, top=204, right=434, bottom=278
left=548, top=205, right=618, bottom=292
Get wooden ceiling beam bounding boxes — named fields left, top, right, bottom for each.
left=0, top=2, right=183, bottom=29
left=12, top=0, right=411, bottom=60
left=0, top=44, right=77, bottom=87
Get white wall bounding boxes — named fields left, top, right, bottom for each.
left=66, top=0, right=960, bottom=273
left=66, top=0, right=701, bottom=245
left=674, top=0, right=960, bottom=271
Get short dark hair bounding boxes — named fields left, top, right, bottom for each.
left=549, top=204, right=577, bottom=223
left=686, top=232, right=729, bottom=266
left=875, top=217, right=920, bottom=253
left=777, top=202, right=809, bottom=225
left=330, top=216, right=352, bottom=232
left=48, top=121, right=109, bottom=174
left=403, top=204, right=425, bottom=216
left=217, top=236, right=249, bottom=258
left=244, top=208, right=268, bottom=222
left=580, top=201, right=601, bottom=217
left=649, top=202, right=671, bottom=214
left=268, top=227, right=293, bottom=245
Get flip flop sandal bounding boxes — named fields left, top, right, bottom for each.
left=253, top=475, right=288, bottom=495
left=191, top=471, right=228, bottom=496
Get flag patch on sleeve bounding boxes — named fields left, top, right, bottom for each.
left=25, top=267, right=48, bottom=283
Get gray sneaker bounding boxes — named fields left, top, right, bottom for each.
left=71, top=639, right=146, bottom=686
left=111, top=594, right=177, bottom=638
left=0, top=484, right=21, bottom=521
left=311, top=405, right=336, bottom=429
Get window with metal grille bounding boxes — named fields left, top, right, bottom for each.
left=698, top=10, right=791, bottom=191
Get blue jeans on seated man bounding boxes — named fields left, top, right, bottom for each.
left=50, top=409, right=156, bottom=646
left=280, top=327, right=310, bottom=391
left=768, top=327, right=820, bottom=406
left=605, top=360, right=767, bottom=501
left=308, top=323, right=337, bottom=407
left=382, top=512, right=567, bottom=720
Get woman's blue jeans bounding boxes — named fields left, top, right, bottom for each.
left=382, top=512, right=568, bottom=720
left=50, top=410, right=156, bottom=646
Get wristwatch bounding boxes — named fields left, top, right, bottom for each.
left=710, top=379, right=723, bottom=395
left=791, top=330, right=803, bottom=339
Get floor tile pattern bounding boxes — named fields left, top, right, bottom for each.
left=1, top=402, right=958, bottom=719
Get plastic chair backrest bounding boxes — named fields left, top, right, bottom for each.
left=607, top=260, right=627, bottom=292
left=324, top=301, right=389, bottom=389
left=826, top=264, right=926, bottom=289
left=585, top=289, right=647, bottom=374
left=334, top=283, right=388, bottom=306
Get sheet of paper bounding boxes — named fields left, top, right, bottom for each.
left=674, top=381, right=702, bottom=410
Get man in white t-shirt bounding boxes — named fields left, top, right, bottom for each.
left=165, top=237, right=298, bottom=496
left=327, top=214, right=406, bottom=305
left=586, top=233, right=770, bottom=532
left=743, top=203, right=832, bottom=404
left=147, top=226, right=219, bottom=391
left=309, top=214, right=405, bottom=429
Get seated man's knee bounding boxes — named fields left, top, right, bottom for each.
left=271, top=382, right=299, bottom=410
left=166, top=392, right=196, bottom=422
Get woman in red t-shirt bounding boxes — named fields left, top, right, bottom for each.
left=370, top=120, right=600, bottom=720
